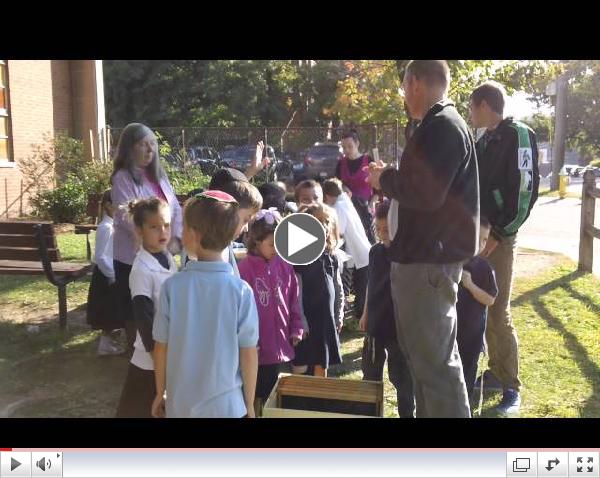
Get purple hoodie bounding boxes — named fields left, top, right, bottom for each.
left=238, top=253, right=304, bottom=365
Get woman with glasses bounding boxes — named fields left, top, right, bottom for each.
left=110, top=123, right=183, bottom=351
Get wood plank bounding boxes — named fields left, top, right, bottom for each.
left=262, top=407, right=365, bottom=418
left=586, top=224, right=600, bottom=240
left=0, top=260, right=92, bottom=276
left=0, top=222, right=54, bottom=235
left=0, top=234, right=56, bottom=248
left=276, top=375, right=381, bottom=404
left=74, top=225, right=97, bottom=234
left=0, top=247, right=60, bottom=262
left=588, top=187, right=600, bottom=200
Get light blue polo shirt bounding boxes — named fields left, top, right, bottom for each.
left=153, top=260, right=259, bottom=418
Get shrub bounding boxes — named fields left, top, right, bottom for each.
left=30, top=179, right=88, bottom=223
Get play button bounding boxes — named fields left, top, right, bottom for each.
left=275, top=213, right=326, bottom=265
left=11, top=458, right=21, bottom=471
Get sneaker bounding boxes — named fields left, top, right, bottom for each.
left=98, top=335, right=126, bottom=356
left=495, top=389, right=521, bottom=416
left=473, top=370, right=503, bottom=393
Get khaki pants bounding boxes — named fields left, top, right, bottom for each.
left=390, top=262, right=471, bottom=418
left=485, top=234, right=521, bottom=392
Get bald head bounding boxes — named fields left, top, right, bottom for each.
left=402, top=60, right=451, bottom=120
left=405, top=60, right=450, bottom=93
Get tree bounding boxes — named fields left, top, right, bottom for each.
left=522, top=113, right=552, bottom=144
left=563, top=60, right=600, bottom=161
left=331, top=60, right=556, bottom=127
left=104, top=60, right=344, bottom=128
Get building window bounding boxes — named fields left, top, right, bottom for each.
left=0, top=60, right=12, bottom=161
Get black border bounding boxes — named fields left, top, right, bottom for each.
left=2, top=418, right=600, bottom=448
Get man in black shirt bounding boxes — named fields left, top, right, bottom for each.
left=369, top=60, right=479, bottom=417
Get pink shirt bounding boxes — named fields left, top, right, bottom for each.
left=238, top=254, right=304, bottom=365
left=339, top=155, right=373, bottom=201
left=144, top=170, right=167, bottom=201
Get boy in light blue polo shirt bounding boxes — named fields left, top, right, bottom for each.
left=152, top=190, right=259, bottom=418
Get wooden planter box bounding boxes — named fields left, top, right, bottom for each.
left=262, top=373, right=384, bottom=418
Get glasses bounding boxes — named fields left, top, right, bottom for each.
left=194, top=190, right=238, bottom=204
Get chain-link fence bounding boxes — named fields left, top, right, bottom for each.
left=105, top=123, right=406, bottom=183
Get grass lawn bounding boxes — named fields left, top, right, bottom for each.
left=330, top=253, right=600, bottom=418
left=1, top=232, right=599, bottom=417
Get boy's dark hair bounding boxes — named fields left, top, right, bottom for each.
left=127, top=197, right=169, bottom=228
left=405, top=60, right=450, bottom=90
left=209, top=167, right=249, bottom=190
left=470, top=81, right=506, bottom=115
left=184, top=196, right=240, bottom=251
left=341, top=128, right=359, bottom=143
left=258, top=182, right=286, bottom=213
left=216, top=180, right=263, bottom=211
left=101, top=189, right=112, bottom=212
left=322, top=178, right=343, bottom=199
left=375, top=200, right=390, bottom=220
left=295, top=179, right=323, bottom=203
left=245, top=213, right=282, bottom=255
left=480, top=215, right=491, bottom=229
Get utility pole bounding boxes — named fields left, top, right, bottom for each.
left=551, top=72, right=568, bottom=191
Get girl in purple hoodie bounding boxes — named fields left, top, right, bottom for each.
left=238, top=209, right=305, bottom=404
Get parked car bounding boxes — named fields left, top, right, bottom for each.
left=295, top=142, right=343, bottom=181
left=272, top=149, right=295, bottom=181
left=564, top=164, right=579, bottom=176
left=187, top=146, right=222, bottom=175
left=220, top=144, right=280, bottom=181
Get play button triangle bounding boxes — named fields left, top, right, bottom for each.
left=288, top=221, right=318, bottom=257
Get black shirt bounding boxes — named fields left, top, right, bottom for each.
left=380, top=101, right=479, bottom=264
left=456, top=256, right=498, bottom=325
left=366, top=243, right=396, bottom=340
left=132, top=250, right=170, bottom=352
left=151, top=251, right=170, bottom=270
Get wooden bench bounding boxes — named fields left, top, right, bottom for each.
left=0, top=221, right=93, bottom=329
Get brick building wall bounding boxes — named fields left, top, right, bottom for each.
left=0, top=60, right=55, bottom=217
left=0, top=60, right=102, bottom=218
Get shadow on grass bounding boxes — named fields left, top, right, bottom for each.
left=511, top=270, right=585, bottom=307
left=510, top=268, right=600, bottom=417
left=532, top=296, right=600, bottom=418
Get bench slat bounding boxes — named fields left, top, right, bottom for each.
left=0, top=234, right=57, bottom=248
left=74, top=225, right=97, bottom=234
left=0, top=222, right=54, bottom=235
left=0, top=247, right=61, bottom=262
left=0, top=260, right=93, bottom=276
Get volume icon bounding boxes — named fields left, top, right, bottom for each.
left=36, top=457, right=51, bottom=471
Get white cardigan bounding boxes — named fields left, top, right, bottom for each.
left=332, top=193, right=371, bottom=270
